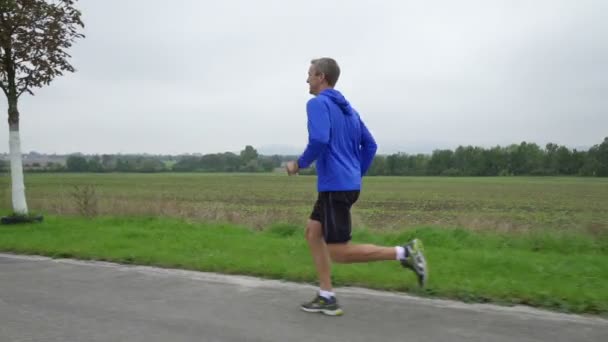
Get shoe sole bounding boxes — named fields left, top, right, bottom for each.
left=300, top=307, right=344, bottom=316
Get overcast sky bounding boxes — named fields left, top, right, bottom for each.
left=1, top=0, right=607, bottom=155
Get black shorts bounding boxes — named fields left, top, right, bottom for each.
left=310, top=191, right=360, bottom=244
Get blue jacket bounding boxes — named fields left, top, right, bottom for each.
left=297, top=89, right=377, bottom=192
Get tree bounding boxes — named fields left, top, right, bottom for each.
left=510, top=142, right=543, bottom=175
left=242, top=159, right=259, bottom=172
left=427, top=149, right=454, bottom=175
left=66, top=154, right=87, bottom=172
left=544, top=143, right=560, bottom=175
left=481, top=146, right=508, bottom=176
left=367, top=155, right=386, bottom=175
left=453, top=146, right=486, bottom=176
left=240, top=145, right=258, bottom=165
left=411, top=154, right=430, bottom=176
left=571, top=149, right=587, bottom=175
left=101, top=154, right=115, bottom=171
left=87, top=155, right=103, bottom=172
left=221, top=152, right=241, bottom=172
left=554, top=145, right=574, bottom=175
left=139, top=158, right=165, bottom=173
left=594, top=137, right=608, bottom=177
left=258, top=156, right=278, bottom=172
left=0, top=0, right=84, bottom=215
left=386, top=153, right=408, bottom=175
left=172, top=156, right=199, bottom=172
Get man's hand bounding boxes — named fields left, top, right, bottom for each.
left=286, top=161, right=299, bottom=176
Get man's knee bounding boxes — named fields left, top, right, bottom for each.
left=305, top=220, right=323, bottom=242
left=328, top=243, right=348, bottom=263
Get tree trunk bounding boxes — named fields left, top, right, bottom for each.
left=8, top=96, right=28, bottom=215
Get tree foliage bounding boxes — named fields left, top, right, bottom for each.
left=0, top=0, right=84, bottom=113
left=366, top=138, right=608, bottom=177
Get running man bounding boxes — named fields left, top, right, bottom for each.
left=286, top=57, right=427, bottom=316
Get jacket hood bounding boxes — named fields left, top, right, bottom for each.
left=319, top=89, right=354, bottom=116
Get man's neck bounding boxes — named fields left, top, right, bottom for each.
left=316, top=85, right=332, bottom=95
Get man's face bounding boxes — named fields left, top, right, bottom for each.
left=307, top=65, right=324, bottom=95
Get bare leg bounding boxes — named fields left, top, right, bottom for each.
left=305, top=219, right=332, bottom=291
left=328, top=243, right=397, bottom=263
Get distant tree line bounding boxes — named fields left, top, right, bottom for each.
left=64, top=154, right=168, bottom=173
left=58, top=145, right=283, bottom=173
left=3, top=138, right=607, bottom=177
left=171, top=146, right=281, bottom=172
left=367, top=137, right=608, bottom=177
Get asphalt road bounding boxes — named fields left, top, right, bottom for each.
left=1, top=253, right=606, bottom=342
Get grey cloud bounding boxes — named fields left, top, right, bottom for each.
left=1, top=0, right=606, bottom=155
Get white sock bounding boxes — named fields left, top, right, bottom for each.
left=395, top=246, right=406, bottom=261
left=319, top=289, right=335, bottom=299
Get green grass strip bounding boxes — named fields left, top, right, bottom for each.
left=1, top=216, right=607, bottom=315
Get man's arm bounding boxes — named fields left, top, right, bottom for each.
left=297, top=98, right=330, bottom=169
left=359, top=117, right=377, bottom=175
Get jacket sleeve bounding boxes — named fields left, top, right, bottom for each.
left=359, top=117, right=377, bottom=175
left=297, top=98, right=330, bottom=168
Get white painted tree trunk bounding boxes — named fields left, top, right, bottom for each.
left=9, top=130, right=28, bottom=215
